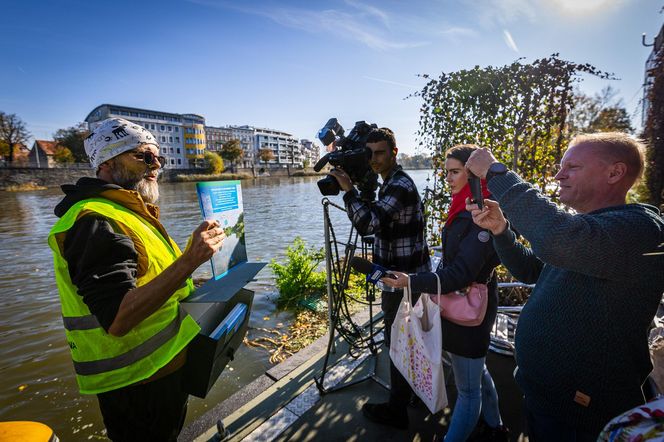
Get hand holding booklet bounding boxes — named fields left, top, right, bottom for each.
left=196, top=180, right=249, bottom=279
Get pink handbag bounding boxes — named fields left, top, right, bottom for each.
left=429, top=272, right=488, bottom=327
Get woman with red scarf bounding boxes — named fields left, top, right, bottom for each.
left=383, top=145, right=508, bottom=441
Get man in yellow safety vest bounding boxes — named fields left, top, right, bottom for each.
left=48, top=117, right=225, bottom=441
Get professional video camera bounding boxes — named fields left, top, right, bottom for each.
left=313, top=118, right=379, bottom=201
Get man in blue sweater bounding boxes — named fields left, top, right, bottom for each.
left=464, top=132, right=664, bottom=441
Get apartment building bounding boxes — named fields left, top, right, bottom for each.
left=205, top=125, right=256, bottom=168
left=299, top=139, right=321, bottom=168
left=255, top=127, right=303, bottom=167
left=86, top=104, right=319, bottom=169
left=84, top=104, right=206, bottom=169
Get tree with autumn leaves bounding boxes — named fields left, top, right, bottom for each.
left=414, top=54, right=642, bottom=241
left=0, top=112, right=30, bottom=164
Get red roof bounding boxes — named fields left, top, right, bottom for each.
left=34, top=140, right=60, bottom=155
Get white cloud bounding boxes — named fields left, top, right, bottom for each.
left=439, top=26, right=478, bottom=38
left=502, top=29, right=519, bottom=52
left=464, top=0, right=538, bottom=27
left=267, top=8, right=429, bottom=50
left=344, top=0, right=390, bottom=28
left=186, top=0, right=429, bottom=51
left=363, top=76, right=418, bottom=89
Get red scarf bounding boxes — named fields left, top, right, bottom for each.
left=445, top=180, right=490, bottom=226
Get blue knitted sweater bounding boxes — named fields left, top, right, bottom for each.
left=489, top=171, right=664, bottom=435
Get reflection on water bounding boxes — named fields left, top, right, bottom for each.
left=0, top=170, right=433, bottom=440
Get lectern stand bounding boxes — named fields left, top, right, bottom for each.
left=180, top=262, right=265, bottom=398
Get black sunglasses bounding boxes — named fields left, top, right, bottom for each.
left=130, top=151, right=166, bottom=167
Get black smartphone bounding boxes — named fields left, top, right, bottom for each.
left=468, top=173, right=483, bottom=210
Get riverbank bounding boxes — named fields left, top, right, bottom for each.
left=0, top=166, right=327, bottom=190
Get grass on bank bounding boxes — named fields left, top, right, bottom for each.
left=289, top=170, right=326, bottom=177
left=3, top=183, right=47, bottom=191
left=174, top=172, right=253, bottom=182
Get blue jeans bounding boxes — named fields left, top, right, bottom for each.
left=444, top=353, right=503, bottom=442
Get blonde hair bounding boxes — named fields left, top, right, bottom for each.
left=570, top=132, right=646, bottom=185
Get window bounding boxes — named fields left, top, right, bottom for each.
left=168, top=126, right=172, bottom=132
left=177, top=148, right=181, bottom=154
left=175, top=127, right=179, bottom=132
left=169, top=136, right=173, bottom=143
left=175, top=137, right=180, bottom=143
left=177, top=159, right=182, bottom=165
left=160, top=125, right=165, bottom=131
left=170, top=159, right=175, bottom=165
left=151, top=124, right=156, bottom=130
left=161, top=136, right=166, bottom=142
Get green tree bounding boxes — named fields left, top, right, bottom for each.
left=53, top=123, right=89, bottom=162
left=416, top=54, right=612, bottom=243
left=204, top=151, right=224, bottom=174
left=221, top=139, right=244, bottom=173
left=53, top=145, right=74, bottom=163
left=568, top=86, right=633, bottom=134
left=0, top=140, right=9, bottom=158
left=0, top=112, right=30, bottom=163
left=588, top=107, right=633, bottom=133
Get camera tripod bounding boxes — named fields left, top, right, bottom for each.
left=313, top=198, right=389, bottom=395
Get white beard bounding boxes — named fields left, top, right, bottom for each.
left=112, top=166, right=160, bottom=204
left=136, top=179, right=159, bottom=204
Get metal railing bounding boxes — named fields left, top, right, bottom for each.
left=489, top=282, right=535, bottom=357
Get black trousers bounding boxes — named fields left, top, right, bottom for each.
left=97, top=368, right=188, bottom=442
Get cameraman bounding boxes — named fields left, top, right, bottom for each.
left=329, top=127, right=430, bottom=430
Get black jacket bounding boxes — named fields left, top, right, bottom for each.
left=410, top=210, right=500, bottom=358
left=54, top=177, right=145, bottom=331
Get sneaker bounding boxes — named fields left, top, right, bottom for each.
left=468, top=420, right=510, bottom=442
left=361, top=402, right=409, bottom=430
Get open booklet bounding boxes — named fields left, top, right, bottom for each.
left=196, top=180, right=248, bottom=279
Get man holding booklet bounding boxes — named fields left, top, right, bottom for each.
left=48, top=117, right=225, bottom=441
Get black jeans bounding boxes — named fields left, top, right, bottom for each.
left=97, top=368, right=188, bottom=442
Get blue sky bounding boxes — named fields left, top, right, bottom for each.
left=0, top=0, right=660, bottom=155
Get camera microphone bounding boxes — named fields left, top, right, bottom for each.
left=468, top=173, right=484, bottom=210
left=349, top=256, right=397, bottom=284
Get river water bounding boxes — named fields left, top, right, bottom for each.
left=0, top=170, right=434, bottom=440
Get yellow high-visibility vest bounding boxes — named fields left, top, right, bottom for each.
left=48, top=198, right=199, bottom=394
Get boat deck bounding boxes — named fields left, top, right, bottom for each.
left=180, top=309, right=527, bottom=441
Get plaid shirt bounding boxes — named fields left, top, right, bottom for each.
left=343, top=165, right=430, bottom=275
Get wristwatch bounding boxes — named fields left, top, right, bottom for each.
left=485, top=162, right=508, bottom=182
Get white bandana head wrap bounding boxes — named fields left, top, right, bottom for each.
left=85, top=117, right=158, bottom=169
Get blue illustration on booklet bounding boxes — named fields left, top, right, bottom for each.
left=196, top=180, right=248, bottom=280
